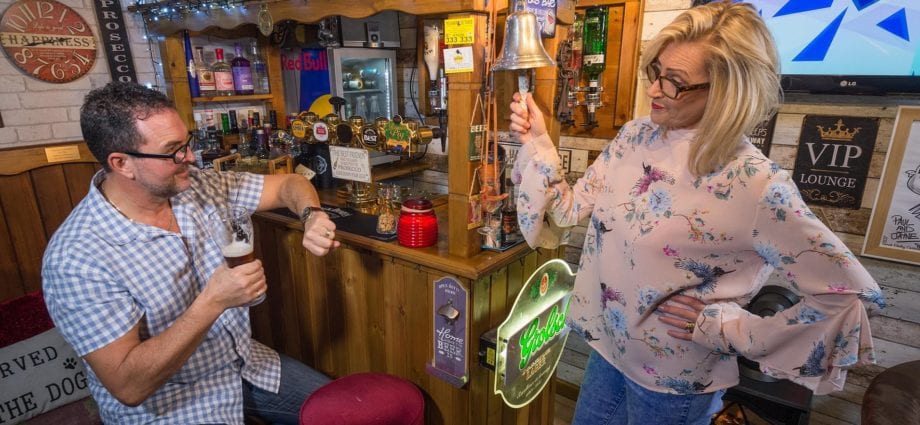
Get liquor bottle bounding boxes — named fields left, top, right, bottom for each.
left=183, top=31, right=200, bottom=98
left=581, top=7, right=608, bottom=125
left=231, top=42, right=254, bottom=95
left=228, top=110, right=239, bottom=134
left=195, top=46, right=215, bottom=95
left=250, top=41, right=270, bottom=94
left=212, top=48, right=235, bottom=96
left=255, top=129, right=270, bottom=160
left=582, top=7, right=608, bottom=85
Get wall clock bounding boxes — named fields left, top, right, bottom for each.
left=0, top=0, right=97, bottom=83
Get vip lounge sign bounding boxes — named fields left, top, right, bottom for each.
left=494, top=259, right=574, bottom=408
left=793, top=115, right=878, bottom=209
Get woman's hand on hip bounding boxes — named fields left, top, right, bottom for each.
left=657, top=295, right=707, bottom=341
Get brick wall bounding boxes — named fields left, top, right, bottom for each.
left=0, top=0, right=157, bottom=147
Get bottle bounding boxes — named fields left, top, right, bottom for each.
left=211, top=48, right=235, bottom=96
left=255, top=129, right=270, bottom=163
left=582, top=7, right=609, bottom=123
left=183, top=31, right=200, bottom=98
left=228, top=110, right=239, bottom=134
left=195, top=46, right=215, bottom=95
left=582, top=7, right=608, bottom=84
left=231, top=42, right=253, bottom=95
left=250, top=41, right=270, bottom=94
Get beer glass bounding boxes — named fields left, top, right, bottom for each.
left=208, top=207, right=264, bottom=306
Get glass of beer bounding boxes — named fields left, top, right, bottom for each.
left=208, top=207, right=264, bottom=306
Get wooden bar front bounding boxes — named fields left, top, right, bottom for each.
left=250, top=200, right=562, bottom=424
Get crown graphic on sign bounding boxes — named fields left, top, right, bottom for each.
left=817, top=119, right=860, bottom=141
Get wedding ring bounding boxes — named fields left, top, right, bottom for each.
left=684, top=322, right=695, bottom=332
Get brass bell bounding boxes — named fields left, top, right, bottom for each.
left=492, top=4, right=555, bottom=71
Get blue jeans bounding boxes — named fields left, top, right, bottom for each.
left=572, top=351, right=725, bottom=425
left=243, top=354, right=331, bottom=425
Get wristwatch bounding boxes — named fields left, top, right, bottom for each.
left=299, top=206, right=324, bottom=224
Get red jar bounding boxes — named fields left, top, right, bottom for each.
left=397, top=198, right=438, bottom=248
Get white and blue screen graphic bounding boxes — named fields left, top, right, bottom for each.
left=745, top=0, right=918, bottom=77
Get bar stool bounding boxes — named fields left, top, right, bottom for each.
left=861, top=360, right=920, bottom=425
left=299, top=372, right=425, bottom=425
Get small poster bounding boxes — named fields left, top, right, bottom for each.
left=748, top=113, right=777, bottom=157
left=524, top=0, right=557, bottom=38
left=444, top=16, right=474, bottom=45
left=329, top=145, right=371, bottom=183
left=792, top=115, right=879, bottom=209
left=444, top=46, right=474, bottom=74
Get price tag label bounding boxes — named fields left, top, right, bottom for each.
left=444, top=17, right=474, bottom=45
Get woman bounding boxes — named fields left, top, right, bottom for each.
left=508, top=1, right=885, bottom=423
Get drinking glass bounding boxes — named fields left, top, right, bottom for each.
left=376, top=184, right=398, bottom=235
left=207, top=206, right=264, bottom=306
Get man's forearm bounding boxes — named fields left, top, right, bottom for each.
left=86, top=295, right=224, bottom=406
left=259, top=174, right=321, bottom=213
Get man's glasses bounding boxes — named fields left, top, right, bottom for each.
left=646, top=62, right=710, bottom=99
left=123, top=133, right=194, bottom=164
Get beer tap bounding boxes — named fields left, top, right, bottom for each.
left=423, top=22, right=447, bottom=151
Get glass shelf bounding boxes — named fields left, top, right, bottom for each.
left=343, top=89, right=384, bottom=95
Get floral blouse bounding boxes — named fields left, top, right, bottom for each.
left=511, top=117, right=886, bottom=395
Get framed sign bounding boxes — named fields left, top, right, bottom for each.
left=792, top=115, right=879, bottom=209
left=863, top=106, right=920, bottom=265
left=748, top=113, right=777, bottom=157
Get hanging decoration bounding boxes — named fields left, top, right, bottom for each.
left=130, top=0, right=253, bottom=24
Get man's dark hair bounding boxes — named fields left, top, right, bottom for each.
left=80, top=82, right=175, bottom=171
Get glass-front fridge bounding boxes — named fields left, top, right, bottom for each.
left=328, top=48, right=398, bottom=119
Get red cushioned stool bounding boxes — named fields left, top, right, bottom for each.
left=299, top=373, right=425, bottom=425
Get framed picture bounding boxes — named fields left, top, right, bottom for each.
left=863, top=106, right=920, bottom=265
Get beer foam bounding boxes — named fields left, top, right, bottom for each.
left=221, top=241, right=253, bottom=257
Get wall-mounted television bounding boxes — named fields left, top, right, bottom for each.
left=726, top=0, right=920, bottom=95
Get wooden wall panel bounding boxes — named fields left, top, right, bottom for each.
left=0, top=207, right=24, bottom=300
left=0, top=173, right=47, bottom=293
left=31, top=165, right=73, bottom=241
left=63, top=163, right=100, bottom=205
left=0, top=143, right=98, bottom=304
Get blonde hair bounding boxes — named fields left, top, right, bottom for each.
left=639, top=0, right=782, bottom=177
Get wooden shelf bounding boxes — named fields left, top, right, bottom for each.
left=191, top=94, right=274, bottom=103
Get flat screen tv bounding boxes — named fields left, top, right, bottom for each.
left=725, top=0, right=920, bottom=95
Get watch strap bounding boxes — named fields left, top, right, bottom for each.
left=299, top=206, right=324, bottom=223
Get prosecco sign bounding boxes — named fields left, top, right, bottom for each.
left=494, top=259, right=574, bottom=408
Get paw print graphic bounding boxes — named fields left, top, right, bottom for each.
left=63, top=358, right=78, bottom=370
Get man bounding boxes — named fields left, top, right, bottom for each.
left=42, top=82, right=339, bottom=424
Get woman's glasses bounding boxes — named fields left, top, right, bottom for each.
left=646, top=62, right=710, bottom=99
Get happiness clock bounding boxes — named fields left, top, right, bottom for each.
left=1, top=0, right=97, bottom=83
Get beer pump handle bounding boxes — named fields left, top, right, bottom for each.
left=329, top=96, right=346, bottom=117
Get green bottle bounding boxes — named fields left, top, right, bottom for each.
left=582, top=7, right=608, bottom=126
left=582, top=7, right=609, bottom=84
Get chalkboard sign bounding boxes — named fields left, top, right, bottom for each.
left=792, top=115, right=879, bottom=209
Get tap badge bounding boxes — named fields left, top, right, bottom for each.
left=313, top=122, right=329, bottom=142
left=362, top=127, right=379, bottom=147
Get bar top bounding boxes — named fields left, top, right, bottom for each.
left=254, top=188, right=536, bottom=280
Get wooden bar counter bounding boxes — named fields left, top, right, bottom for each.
left=249, top=190, right=563, bottom=424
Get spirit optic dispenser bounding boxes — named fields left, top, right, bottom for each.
left=581, top=7, right=609, bottom=129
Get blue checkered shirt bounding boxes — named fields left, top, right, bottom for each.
left=43, top=169, right=281, bottom=424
